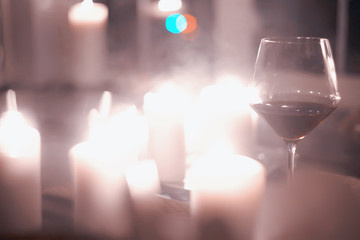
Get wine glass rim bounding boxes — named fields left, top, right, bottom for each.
left=261, top=37, right=329, bottom=44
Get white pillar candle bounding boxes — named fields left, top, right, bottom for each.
left=185, top=79, right=254, bottom=156
left=125, top=160, right=162, bottom=240
left=190, top=154, right=265, bottom=239
left=126, top=160, right=161, bottom=207
left=69, top=92, right=147, bottom=238
left=0, top=90, right=41, bottom=234
left=70, top=141, right=134, bottom=237
left=68, top=0, right=108, bottom=88
left=143, top=85, right=189, bottom=184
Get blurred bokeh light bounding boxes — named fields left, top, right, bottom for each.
left=158, top=0, right=182, bottom=12
left=182, top=14, right=197, bottom=34
left=165, top=13, right=187, bottom=34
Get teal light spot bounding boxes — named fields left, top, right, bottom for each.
left=166, top=14, right=187, bottom=34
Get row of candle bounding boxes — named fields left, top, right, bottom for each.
left=67, top=0, right=188, bottom=88
left=0, top=83, right=264, bottom=238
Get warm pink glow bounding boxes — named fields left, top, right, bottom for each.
left=81, top=105, right=148, bottom=177
left=158, top=0, right=182, bottom=12
left=0, top=111, right=39, bottom=159
left=143, top=84, right=190, bottom=182
left=190, top=154, right=266, bottom=239
left=72, top=92, right=149, bottom=178
left=81, top=0, right=94, bottom=8
left=144, top=84, right=191, bottom=118
left=126, top=160, right=161, bottom=199
left=68, top=0, right=108, bottom=24
left=190, top=154, right=265, bottom=192
left=246, top=86, right=261, bottom=104
left=0, top=91, right=40, bottom=159
left=184, top=80, right=254, bottom=155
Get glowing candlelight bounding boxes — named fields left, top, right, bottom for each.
left=158, top=0, right=182, bottom=12
left=125, top=160, right=162, bottom=240
left=0, top=90, right=41, bottom=234
left=190, top=148, right=265, bottom=239
left=185, top=78, right=254, bottom=156
left=143, top=84, right=190, bottom=183
left=68, top=0, right=108, bottom=25
left=126, top=160, right=161, bottom=209
left=82, top=0, right=94, bottom=8
left=69, top=92, right=147, bottom=237
left=68, top=0, right=108, bottom=87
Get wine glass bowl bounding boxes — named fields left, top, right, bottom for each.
left=249, top=37, right=340, bottom=180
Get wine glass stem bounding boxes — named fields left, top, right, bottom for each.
left=287, top=142, right=297, bottom=182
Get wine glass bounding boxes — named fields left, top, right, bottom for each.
left=249, top=37, right=341, bottom=181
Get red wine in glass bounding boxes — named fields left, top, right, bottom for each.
left=251, top=98, right=337, bottom=143
left=249, top=37, right=341, bottom=181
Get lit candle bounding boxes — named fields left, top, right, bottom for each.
left=158, top=0, right=182, bottom=12
left=125, top=160, right=162, bottom=240
left=126, top=160, right=161, bottom=215
left=69, top=92, right=146, bottom=237
left=126, top=160, right=161, bottom=207
left=68, top=0, right=108, bottom=88
left=185, top=79, right=254, bottom=156
left=0, top=90, right=41, bottom=234
left=143, top=84, right=189, bottom=184
left=190, top=152, right=265, bottom=239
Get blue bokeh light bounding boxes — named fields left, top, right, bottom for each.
left=165, top=14, right=187, bottom=34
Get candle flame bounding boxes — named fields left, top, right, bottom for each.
left=0, top=111, right=32, bottom=158
left=72, top=104, right=148, bottom=180
left=0, top=90, right=40, bottom=158
left=6, top=90, right=17, bottom=112
left=88, top=91, right=112, bottom=135
left=98, top=91, right=112, bottom=119
left=87, top=104, right=148, bottom=162
left=158, top=0, right=182, bottom=12
left=68, top=0, right=108, bottom=24
left=88, top=109, right=100, bottom=133
left=81, top=0, right=94, bottom=8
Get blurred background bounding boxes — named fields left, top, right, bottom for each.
left=2, top=0, right=359, bottom=87
left=0, top=0, right=360, bottom=234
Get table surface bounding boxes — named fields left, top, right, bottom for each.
left=1, top=169, right=359, bottom=240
